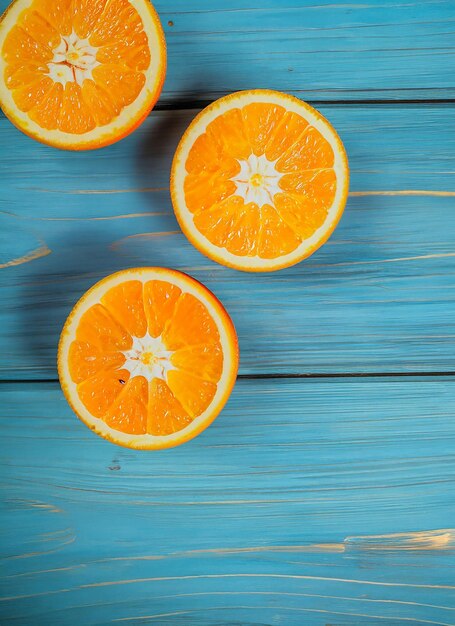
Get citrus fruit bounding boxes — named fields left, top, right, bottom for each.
left=171, top=89, right=349, bottom=272
left=0, top=0, right=166, bottom=150
left=58, top=268, right=238, bottom=449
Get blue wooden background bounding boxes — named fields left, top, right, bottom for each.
left=1, top=1, right=454, bottom=625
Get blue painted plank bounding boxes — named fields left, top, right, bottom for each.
left=1, top=378, right=454, bottom=625
left=0, top=105, right=454, bottom=377
left=0, top=0, right=454, bottom=104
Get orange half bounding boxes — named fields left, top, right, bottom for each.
left=58, top=268, right=239, bottom=449
left=0, top=0, right=166, bottom=150
left=171, top=90, right=349, bottom=272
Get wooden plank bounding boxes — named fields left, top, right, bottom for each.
left=1, top=377, right=454, bottom=624
left=1, top=105, right=454, bottom=378
left=1, top=0, right=455, bottom=103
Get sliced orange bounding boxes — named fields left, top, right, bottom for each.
left=171, top=90, right=349, bottom=272
left=0, top=0, right=166, bottom=150
left=58, top=268, right=238, bottom=449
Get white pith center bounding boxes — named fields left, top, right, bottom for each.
left=47, top=31, right=99, bottom=86
left=121, top=333, right=175, bottom=383
left=231, top=154, right=283, bottom=208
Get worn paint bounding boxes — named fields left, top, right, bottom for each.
left=29, top=213, right=170, bottom=222
left=114, top=607, right=455, bottom=625
left=350, top=190, right=455, bottom=197
left=345, top=530, right=455, bottom=551
left=26, top=187, right=170, bottom=195
left=14, top=500, right=63, bottom=515
left=110, top=232, right=181, bottom=249
left=0, top=244, right=51, bottom=269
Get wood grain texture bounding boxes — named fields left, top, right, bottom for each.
left=1, top=105, right=454, bottom=377
left=1, top=0, right=455, bottom=104
left=1, top=377, right=454, bottom=625
left=1, top=2, right=454, bottom=624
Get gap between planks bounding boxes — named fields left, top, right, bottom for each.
left=0, top=99, right=455, bottom=122
left=153, top=98, right=455, bottom=110
left=1, top=371, right=455, bottom=386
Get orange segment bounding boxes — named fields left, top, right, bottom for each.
left=2, top=25, right=53, bottom=64
left=224, top=203, right=261, bottom=256
left=171, top=90, right=349, bottom=271
left=19, top=9, right=60, bottom=50
left=80, top=80, right=119, bottom=126
left=31, top=0, right=73, bottom=36
left=104, top=376, right=148, bottom=435
left=59, top=82, right=96, bottom=133
left=101, top=280, right=147, bottom=338
left=143, top=280, right=182, bottom=338
left=185, top=133, right=222, bottom=175
left=12, top=75, right=53, bottom=112
left=279, top=170, right=321, bottom=195
left=68, top=340, right=125, bottom=384
left=171, top=343, right=223, bottom=383
left=274, top=194, right=317, bottom=240
left=258, top=205, right=302, bottom=258
left=91, top=65, right=145, bottom=110
left=76, top=303, right=132, bottom=352
left=58, top=269, right=238, bottom=449
left=193, top=197, right=245, bottom=249
left=167, top=370, right=217, bottom=419
left=72, top=0, right=110, bottom=39
left=242, top=102, right=286, bottom=156
left=276, top=126, right=335, bottom=172
left=286, top=195, right=330, bottom=237
left=206, top=108, right=251, bottom=161
left=184, top=170, right=237, bottom=214
left=89, top=0, right=145, bottom=46
left=28, top=82, right=64, bottom=129
left=148, top=378, right=192, bottom=436
left=163, top=293, right=220, bottom=350
left=265, top=110, right=309, bottom=162
left=0, top=0, right=166, bottom=149
left=78, top=368, right=130, bottom=418
left=5, top=62, right=48, bottom=89
left=97, top=36, right=151, bottom=71
left=279, top=169, right=337, bottom=210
